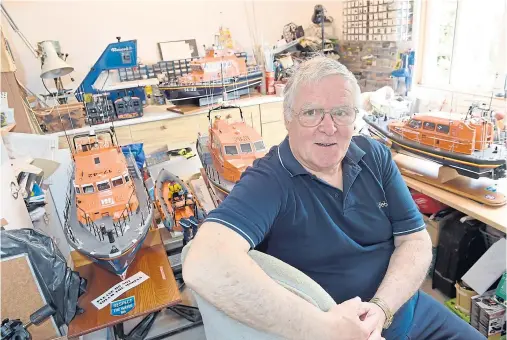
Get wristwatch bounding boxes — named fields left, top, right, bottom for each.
left=370, top=297, right=394, bottom=329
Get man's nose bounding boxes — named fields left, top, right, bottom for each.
left=318, top=113, right=337, bottom=135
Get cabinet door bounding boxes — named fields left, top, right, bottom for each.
left=129, top=114, right=209, bottom=154
left=241, top=105, right=262, bottom=135
left=260, top=102, right=284, bottom=124
left=262, top=121, right=287, bottom=149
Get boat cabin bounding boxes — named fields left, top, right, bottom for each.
left=388, top=114, right=494, bottom=155
left=72, top=133, right=139, bottom=223
left=208, top=115, right=267, bottom=182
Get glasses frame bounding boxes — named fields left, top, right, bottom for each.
left=292, top=106, right=359, bottom=127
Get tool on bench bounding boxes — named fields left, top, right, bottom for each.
left=167, top=147, right=196, bottom=159
left=1, top=304, right=56, bottom=340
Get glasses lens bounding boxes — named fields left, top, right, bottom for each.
left=298, top=109, right=322, bottom=127
left=297, top=107, right=357, bottom=127
left=330, top=107, right=356, bottom=126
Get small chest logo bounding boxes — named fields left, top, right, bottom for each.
left=378, top=201, right=388, bottom=209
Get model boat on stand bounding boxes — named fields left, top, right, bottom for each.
left=364, top=104, right=507, bottom=180
left=196, top=105, right=268, bottom=204
left=158, top=33, right=262, bottom=106
left=154, top=168, right=206, bottom=245
left=63, top=129, right=153, bottom=279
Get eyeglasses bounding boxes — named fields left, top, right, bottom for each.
left=293, top=106, right=358, bottom=127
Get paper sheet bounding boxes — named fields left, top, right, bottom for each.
left=462, top=238, right=506, bottom=295
left=91, top=271, right=150, bottom=310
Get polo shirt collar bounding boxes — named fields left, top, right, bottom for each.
left=278, top=137, right=366, bottom=177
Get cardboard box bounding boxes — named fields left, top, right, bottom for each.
left=471, top=290, right=506, bottom=337
left=455, top=281, right=478, bottom=315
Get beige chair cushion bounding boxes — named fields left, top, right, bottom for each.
left=181, top=242, right=336, bottom=339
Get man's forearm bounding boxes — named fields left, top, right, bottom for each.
left=374, top=236, right=433, bottom=313
left=183, top=229, right=330, bottom=339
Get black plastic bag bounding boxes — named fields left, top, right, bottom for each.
left=0, top=228, right=86, bottom=327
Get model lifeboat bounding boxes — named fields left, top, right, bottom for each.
left=364, top=105, right=507, bottom=179
left=158, top=42, right=262, bottom=106
left=63, top=129, right=153, bottom=279
left=154, top=168, right=206, bottom=244
left=196, top=105, right=267, bottom=203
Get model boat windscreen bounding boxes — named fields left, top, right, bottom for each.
left=364, top=105, right=507, bottom=179
left=63, top=130, right=153, bottom=277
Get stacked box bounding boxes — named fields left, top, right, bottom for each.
left=471, top=290, right=506, bottom=337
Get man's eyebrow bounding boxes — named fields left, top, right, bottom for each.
left=300, top=103, right=320, bottom=110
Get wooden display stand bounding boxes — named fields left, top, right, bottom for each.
left=393, top=153, right=507, bottom=207
left=67, top=229, right=181, bottom=338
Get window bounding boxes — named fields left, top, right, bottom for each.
left=75, top=186, right=81, bottom=194
left=240, top=143, right=252, bottom=153
left=408, top=119, right=422, bottom=129
left=94, top=157, right=100, bottom=164
left=436, top=124, right=450, bottom=134
left=224, top=145, right=238, bottom=155
left=82, top=184, right=94, bottom=194
left=124, top=174, right=130, bottom=183
left=112, top=177, right=123, bottom=187
left=97, top=181, right=111, bottom=191
left=254, top=141, right=266, bottom=152
left=423, top=122, right=436, bottom=131
left=420, top=0, right=506, bottom=91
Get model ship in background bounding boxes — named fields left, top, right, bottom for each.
left=63, top=129, right=153, bottom=279
left=197, top=106, right=268, bottom=203
left=154, top=168, right=206, bottom=245
left=364, top=104, right=507, bottom=180
left=158, top=35, right=263, bottom=106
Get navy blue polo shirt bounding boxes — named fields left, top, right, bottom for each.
left=205, top=135, right=426, bottom=339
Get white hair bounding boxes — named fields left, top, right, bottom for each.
left=282, top=56, right=361, bottom=121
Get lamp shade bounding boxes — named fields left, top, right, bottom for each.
left=38, top=40, right=73, bottom=79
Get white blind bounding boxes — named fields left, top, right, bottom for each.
left=421, top=0, right=507, bottom=91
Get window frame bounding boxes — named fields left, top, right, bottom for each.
left=408, top=119, right=422, bottom=129
left=111, top=176, right=124, bottom=187
left=82, top=183, right=95, bottom=194
left=224, top=145, right=239, bottom=156
left=96, top=180, right=111, bottom=192
left=239, top=143, right=253, bottom=154
left=436, top=124, right=450, bottom=134
left=416, top=0, right=506, bottom=92
left=254, top=140, right=266, bottom=152
left=423, top=122, right=436, bottom=131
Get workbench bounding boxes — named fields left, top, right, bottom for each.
left=392, top=153, right=507, bottom=233
left=67, top=229, right=181, bottom=339
left=403, top=175, right=507, bottom=233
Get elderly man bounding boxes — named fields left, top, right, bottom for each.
left=183, top=57, right=484, bottom=340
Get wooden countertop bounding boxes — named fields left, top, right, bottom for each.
left=49, top=94, right=283, bottom=138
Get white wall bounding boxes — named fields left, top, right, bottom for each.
left=1, top=0, right=343, bottom=95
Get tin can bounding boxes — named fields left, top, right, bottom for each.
left=265, top=71, right=275, bottom=95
